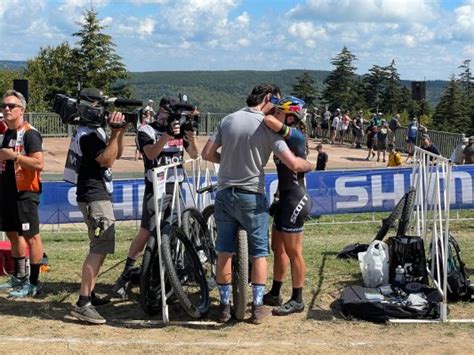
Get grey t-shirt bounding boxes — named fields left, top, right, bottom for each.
left=210, top=107, right=288, bottom=193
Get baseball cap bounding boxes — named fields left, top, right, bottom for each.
left=421, top=134, right=430, bottom=140
left=159, top=96, right=178, bottom=108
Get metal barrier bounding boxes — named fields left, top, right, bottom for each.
left=26, top=112, right=70, bottom=137
left=26, top=112, right=463, bottom=157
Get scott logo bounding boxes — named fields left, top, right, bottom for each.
left=290, top=195, right=308, bottom=224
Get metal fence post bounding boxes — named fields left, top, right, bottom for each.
left=206, top=112, right=211, bottom=135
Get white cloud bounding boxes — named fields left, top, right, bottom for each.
left=464, top=44, right=474, bottom=56
left=290, top=0, right=437, bottom=23
left=130, top=0, right=169, bottom=4
left=453, top=2, right=474, bottom=36
left=403, top=35, right=416, bottom=48
left=138, top=17, right=155, bottom=37
left=114, top=16, right=155, bottom=39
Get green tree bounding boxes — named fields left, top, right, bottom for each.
left=431, top=76, right=468, bottom=133
left=458, top=59, right=474, bottom=135
left=291, top=71, right=318, bottom=108
left=0, top=70, right=21, bottom=98
left=362, top=60, right=405, bottom=115
left=362, top=65, right=386, bottom=113
left=322, top=46, right=358, bottom=111
left=24, top=42, right=76, bottom=111
left=458, top=59, right=473, bottom=98
left=381, top=60, right=404, bottom=114
left=72, top=9, right=128, bottom=94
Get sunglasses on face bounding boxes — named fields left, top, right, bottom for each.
left=269, top=95, right=280, bottom=104
left=1, top=103, right=23, bottom=110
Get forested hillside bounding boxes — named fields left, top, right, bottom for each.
left=0, top=60, right=448, bottom=113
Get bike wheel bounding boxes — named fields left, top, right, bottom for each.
left=202, top=205, right=217, bottom=248
left=232, top=229, right=249, bottom=321
left=161, top=224, right=210, bottom=319
left=397, top=188, right=416, bottom=237
left=139, top=236, right=162, bottom=315
left=373, top=193, right=406, bottom=241
left=181, top=207, right=216, bottom=288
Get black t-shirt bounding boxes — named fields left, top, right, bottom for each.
left=137, top=121, right=189, bottom=194
left=464, top=145, right=474, bottom=164
left=422, top=143, right=441, bottom=161
left=1, top=128, right=42, bottom=200
left=76, top=129, right=111, bottom=202
left=316, top=152, right=328, bottom=171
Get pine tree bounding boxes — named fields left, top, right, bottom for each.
left=458, top=59, right=473, bottom=98
left=72, top=9, right=128, bottom=94
left=458, top=59, right=474, bottom=135
left=322, top=46, right=358, bottom=111
left=291, top=72, right=318, bottom=108
left=382, top=60, right=404, bottom=114
left=431, top=76, right=467, bottom=133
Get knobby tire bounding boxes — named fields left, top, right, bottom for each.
left=161, top=224, right=210, bottom=319
left=139, top=235, right=162, bottom=316
left=232, top=229, right=249, bottom=321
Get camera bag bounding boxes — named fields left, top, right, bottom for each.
left=340, top=285, right=440, bottom=323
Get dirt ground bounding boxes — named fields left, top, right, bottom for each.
left=1, top=288, right=474, bottom=353
left=41, top=135, right=410, bottom=175
left=2, top=135, right=473, bottom=353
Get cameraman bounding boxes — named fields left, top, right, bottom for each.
left=112, top=96, right=198, bottom=297
left=70, top=111, right=127, bottom=325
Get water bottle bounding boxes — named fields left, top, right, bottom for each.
left=393, top=265, right=406, bottom=289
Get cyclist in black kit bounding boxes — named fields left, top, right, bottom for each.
left=263, top=96, right=312, bottom=315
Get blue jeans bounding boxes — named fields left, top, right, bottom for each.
left=214, top=187, right=269, bottom=258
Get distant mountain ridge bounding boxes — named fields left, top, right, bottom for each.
left=0, top=60, right=448, bottom=112
left=0, top=60, right=27, bottom=70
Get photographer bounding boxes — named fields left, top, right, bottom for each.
left=0, top=90, right=44, bottom=298
left=70, top=111, right=127, bottom=325
left=112, top=96, right=198, bottom=297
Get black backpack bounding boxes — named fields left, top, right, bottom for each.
left=433, top=235, right=473, bottom=302
left=389, top=235, right=428, bottom=284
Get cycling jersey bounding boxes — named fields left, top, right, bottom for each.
left=272, top=125, right=312, bottom=233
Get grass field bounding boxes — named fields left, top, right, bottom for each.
left=1, top=212, right=474, bottom=353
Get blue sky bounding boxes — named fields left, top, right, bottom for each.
left=0, top=0, right=472, bottom=80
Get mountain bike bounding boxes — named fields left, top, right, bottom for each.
left=139, top=163, right=210, bottom=320
left=197, top=183, right=250, bottom=320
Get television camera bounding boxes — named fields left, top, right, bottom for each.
left=52, top=88, right=143, bottom=128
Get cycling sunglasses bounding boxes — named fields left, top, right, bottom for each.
left=269, top=95, right=281, bottom=104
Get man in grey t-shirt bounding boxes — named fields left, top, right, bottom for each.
left=202, top=83, right=314, bottom=324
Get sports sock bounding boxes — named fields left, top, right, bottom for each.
left=269, top=280, right=283, bottom=296
left=13, top=257, right=27, bottom=278
left=77, top=294, right=90, bottom=307
left=217, top=283, right=231, bottom=305
left=252, top=283, right=265, bottom=306
left=291, top=287, right=303, bottom=303
left=29, top=263, right=41, bottom=286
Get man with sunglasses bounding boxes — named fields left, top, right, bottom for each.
left=0, top=90, right=44, bottom=298
left=202, top=83, right=314, bottom=324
